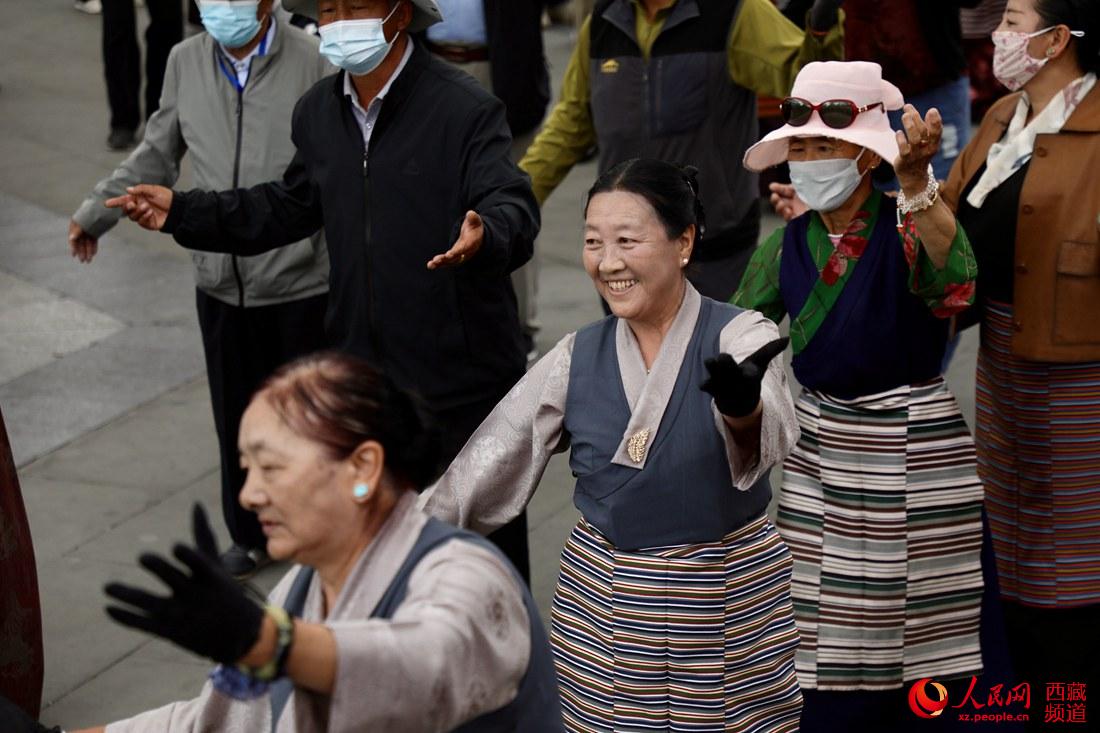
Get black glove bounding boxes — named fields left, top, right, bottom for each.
left=104, top=504, right=265, bottom=666
left=700, top=337, right=789, bottom=419
left=0, top=695, right=60, bottom=733
left=809, top=0, right=843, bottom=31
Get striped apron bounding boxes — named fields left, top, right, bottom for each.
left=976, top=300, right=1100, bottom=607
left=551, top=514, right=802, bottom=733
left=777, top=378, right=985, bottom=691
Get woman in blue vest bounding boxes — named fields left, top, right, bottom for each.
left=426, top=158, right=802, bottom=731
left=38, top=352, right=563, bottom=733
left=734, top=61, right=991, bottom=730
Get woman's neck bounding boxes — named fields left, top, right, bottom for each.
left=1024, top=59, right=1084, bottom=123
left=819, top=179, right=874, bottom=235
left=316, top=490, right=401, bottom=614
left=628, top=279, right=686, bottom=370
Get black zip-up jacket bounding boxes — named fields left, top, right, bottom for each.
left=163, top=41, right=539, bottom=409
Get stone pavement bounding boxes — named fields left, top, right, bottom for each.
left=0, top=2, right=978, bottom=729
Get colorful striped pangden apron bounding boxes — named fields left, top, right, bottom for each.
left=552, top=515, right=802, bottom=732
left=977, top=300, right=1100, bottom=607
left=777, top=378, right=985, bottom=691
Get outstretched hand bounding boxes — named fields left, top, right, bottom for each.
left=104, top=504, right=264, bottom=666
left=700, top=337, right=789, bottom=419
left=104, top=184, right=174, bottom=231
left=68, top=219, right=98, bottom=264
left=427, top=210, right=483, bottom=269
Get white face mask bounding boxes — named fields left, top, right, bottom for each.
left=788, top=148, right=867, bottom=213
left=992, top=26, right=1056, bottom=91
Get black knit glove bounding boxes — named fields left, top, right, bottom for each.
left=700, top=337, right=789, bottom=419
left=104, top=504, right=265, bottom=666
left=0, top=695, right=60, bottom=733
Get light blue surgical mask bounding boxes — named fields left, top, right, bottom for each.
left=788, top=148, right=867, bottom=213
left=199, top=0, right=262, bottom=49
left=318, top=3, right=400, bottom=76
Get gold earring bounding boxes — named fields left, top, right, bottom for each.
left=1046, top=47, right=1056, bottom=57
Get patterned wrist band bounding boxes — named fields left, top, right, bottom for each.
left=245, top=605, right=295, bottom=682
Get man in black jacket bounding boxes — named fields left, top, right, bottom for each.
left=106, top=0, right=539, bottom=582
left=422, top=0, right=550, bottom=362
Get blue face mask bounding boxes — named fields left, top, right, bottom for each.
left=199, top=0, right=262, bottom=49
left=318, top=3, right=400, bottom=76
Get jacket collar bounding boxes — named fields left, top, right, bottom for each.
left=602, top=0, right=701, bottom=43
left=1063, top=82, right=1100, bottom=133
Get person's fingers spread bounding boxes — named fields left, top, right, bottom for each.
left=105, top=606, right=168, bottom=636
left=139, top=553, right=192, bottom=594
left=104, top=195, right=129, bottom=209
left=104, top=582, right=172, bottom=614
left=192, top=503, right=220, bottom=560
left=173, top=543, right=215, bottom=580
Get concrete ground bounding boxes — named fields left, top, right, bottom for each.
left=0, top=2, right=979, bottom=729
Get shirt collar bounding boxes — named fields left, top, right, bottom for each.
left=342, top=38, right=415, bottom=115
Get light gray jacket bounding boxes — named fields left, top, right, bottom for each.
left=74, top=21, right=333, bottom=307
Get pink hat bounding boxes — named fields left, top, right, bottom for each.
left=743, top=61, right=905, bottom=172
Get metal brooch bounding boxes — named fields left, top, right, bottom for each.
left=627, top=428, right=650, bottom=463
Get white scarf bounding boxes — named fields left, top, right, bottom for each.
left=966, top=72, right=1096, bottom=208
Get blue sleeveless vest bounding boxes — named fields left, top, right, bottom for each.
left=564, top=297, right=772, bottom=551
left=778, top=197, right=948, bottom=399
left=371, top=518, right=564, bottom=733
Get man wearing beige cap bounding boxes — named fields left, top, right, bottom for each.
left=105, top=0, right=540, bottom=583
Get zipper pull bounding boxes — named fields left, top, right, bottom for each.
left=362, top=151, right=368, bottom=178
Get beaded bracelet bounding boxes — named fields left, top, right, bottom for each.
left=896, top=165, right=940, bottom=215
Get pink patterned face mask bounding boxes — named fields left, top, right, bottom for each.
left=992, top=27, right=1055, bottom=91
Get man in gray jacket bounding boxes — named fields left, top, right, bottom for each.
left=69, top=0, right=333, bottom=578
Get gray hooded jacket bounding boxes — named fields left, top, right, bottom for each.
left=74, top=20, right=332, bottom=307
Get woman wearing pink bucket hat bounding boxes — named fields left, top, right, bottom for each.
left=734, top=61, right=991, bottom=730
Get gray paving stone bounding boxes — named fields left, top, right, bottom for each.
left=20, top=476, right=156, bottom=561
left=0, top=271, right=125, bottom=384
left=40, top=654, right=210, bottom=730
left=2, top=324, right=205, bottom=465
left=24, top=376, right=217, bottom=491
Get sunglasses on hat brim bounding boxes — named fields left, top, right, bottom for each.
left=781, top=97, right=885, bottom=130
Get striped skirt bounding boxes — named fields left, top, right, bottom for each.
left=551, top=515, right=801, bottom=732
left=776, top=378, right=985, bottom=691
left=976, top=300, right=1100, bottom=607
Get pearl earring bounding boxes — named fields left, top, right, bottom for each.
left=681, top=257, right=689, bottom=266
left=353, top=482, right=371, bottom=500
left=1046, top=47, right=1056, bottom=57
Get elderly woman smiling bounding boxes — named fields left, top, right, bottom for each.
left=733, top=61, right=987, bottom=731
left=425, top=159, right=803, bottom=731
left=24, top=353, right=564, bottom=733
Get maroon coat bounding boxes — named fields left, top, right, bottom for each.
left=0, top=407, right=43, bottom=718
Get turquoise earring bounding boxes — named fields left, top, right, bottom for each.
left=353, top=482, right=371, bottom=500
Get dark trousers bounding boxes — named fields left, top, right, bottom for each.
left=435, top=390, right=531, bottom=585
left=195, top=289, right=329, bottom=551
left=101, top=0, right=182, bottom=131
left=1002, top=600, right=1100, bottom=732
